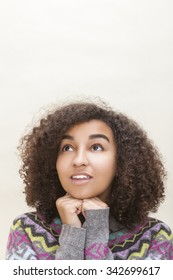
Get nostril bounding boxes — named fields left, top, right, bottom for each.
left=72, top=156, right=89, bottom=167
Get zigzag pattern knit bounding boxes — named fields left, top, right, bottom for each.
left=6, top=211, right=173, bottom=260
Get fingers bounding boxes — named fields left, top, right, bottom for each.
left=56, top=194, right=83, bottom=228
left=82, top=197, right=108, bottom=211
left=56, top=194, right=108, bottom=227
left=56, top=195, right=83, bottom=214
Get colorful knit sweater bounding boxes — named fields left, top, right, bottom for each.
left=6, top=209, right=173, bottom=260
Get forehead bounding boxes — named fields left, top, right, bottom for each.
left=65, top=120, right=114, bottom=137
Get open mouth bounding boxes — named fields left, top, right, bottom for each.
left=70, top=174, right=93, bottom=185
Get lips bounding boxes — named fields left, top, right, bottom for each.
left=70, top=173, right=93, bottom=185
left=71, top=175, right=91, bottom=179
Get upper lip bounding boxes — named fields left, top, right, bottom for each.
left=70, top=172, right=93, bottom=178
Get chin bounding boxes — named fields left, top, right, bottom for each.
left=71, top=193, right=93, bottom=199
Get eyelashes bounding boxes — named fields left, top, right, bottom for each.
left=61, top=143, right=104, bottom=152
left=62, top=145, right=73, bottom=152
left=91, top=144, right=104, bottom=151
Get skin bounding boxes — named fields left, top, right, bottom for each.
left=56, top=120, right=117, bottom=228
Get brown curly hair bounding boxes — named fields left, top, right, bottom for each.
left=18, top=99, right=166, bottom=228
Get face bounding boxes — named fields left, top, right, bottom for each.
left=56, top=120, right=117, bottom=202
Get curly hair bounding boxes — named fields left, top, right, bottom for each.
left=18, top=99, right=166, bottom=228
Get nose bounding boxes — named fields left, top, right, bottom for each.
left=72, top=149, right=89, bottom=167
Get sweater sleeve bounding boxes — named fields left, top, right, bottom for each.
left=83, top=208, right=114, bottom=260
left=55, top=224, right=86, bottom=260
left=6, top=218, right=38, bottom=260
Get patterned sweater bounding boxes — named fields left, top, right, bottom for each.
left=6, top=209, right=173, bottom=260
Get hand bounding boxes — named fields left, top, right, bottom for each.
left=56, top=194, right=83, bottom=228
left=82, top=197, right=108, bottom=217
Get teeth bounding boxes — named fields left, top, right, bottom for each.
left=72, top=175, right=90, bottom=179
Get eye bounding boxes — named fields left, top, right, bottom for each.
left=62, top=145, right=73, bottom=152
left=92, top=144, right=104, bottom=151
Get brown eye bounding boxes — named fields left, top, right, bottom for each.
left=62, top=145, right=73, bottom=152
left=92, top=144, right=104, bottom=151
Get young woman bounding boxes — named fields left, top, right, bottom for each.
left=6, top=100, right=173, bottom=259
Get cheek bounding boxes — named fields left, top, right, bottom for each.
left=98, top=157, right=116, bottom=182
left=56, top=157, right=66, bottom=178
left=94, top=155, right=116, bottom=171
left=56, top=159, right=68, bottom=190
left=56, top=156, right=69, bottom=170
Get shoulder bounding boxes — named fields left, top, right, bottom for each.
left=109, top=217, right=173, bottom=259
left=109, top=216, right=173, bottom=248
left=145, top=217, right=173, bottom=235
left=147, top=217, right=173, bottom=242
left=11, top=212, right=62, bottom=235
left=132, top=217, right=173, bottom=241
left=110, top=216, right=172, bottom=236
left=12, top=212, right=39, bottom=226
left=11, top=212, right=33, bottom=230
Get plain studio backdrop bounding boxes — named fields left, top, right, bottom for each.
left=0, top=0, right=173, bottom=259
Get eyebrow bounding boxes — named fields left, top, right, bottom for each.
left=62, top=134, right=110, bottom=143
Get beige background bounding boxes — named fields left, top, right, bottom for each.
left=0, top=0, right=173, bottom=259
